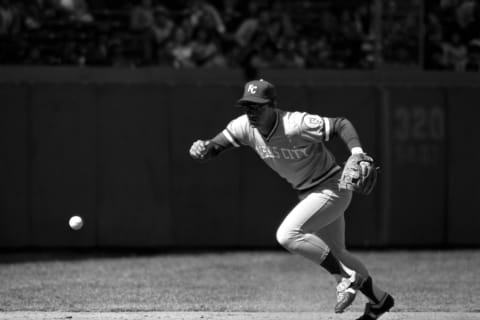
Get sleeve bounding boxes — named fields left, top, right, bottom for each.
left=330, top=117, right=362, bottom=150
left=222, top=115, right=250, bottom=147
left=296, top=113, right=362, bottom=151
left=296, top=113, right=333, bottom=142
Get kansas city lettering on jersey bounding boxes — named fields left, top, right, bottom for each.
left=255, top=145, right=310, bottom=160
left=223, top=110, right=340, bottom=190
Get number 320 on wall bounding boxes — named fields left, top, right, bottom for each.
left=392, top=106, right=445, bottom=166
left=393, top=106, right=445, bottom=142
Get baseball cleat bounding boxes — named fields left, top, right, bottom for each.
left=355, top=293, right=395, bottom=320
left=335, top=287, right=356, bottom=313
left=334, top=271, right=367, bottom=313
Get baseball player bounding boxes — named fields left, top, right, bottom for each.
left=189, top=79, right=394, bottom=319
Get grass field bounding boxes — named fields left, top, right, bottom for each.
left=0, top=250, right=479, bottom=319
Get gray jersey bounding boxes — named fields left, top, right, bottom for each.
left=223, top=109, right=341, bottom=190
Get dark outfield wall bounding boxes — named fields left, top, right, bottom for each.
left=0, top=68, right=479, bottom=249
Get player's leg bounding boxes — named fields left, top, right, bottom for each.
left=276, top=180, right=365, bottom=313
left=315, top=216, right=368, bottom=274
left=275, top=186, right=352, bottom=278
left=316, top=215, right=380, bottom=297
left=317, top=215, right=394, bottom=318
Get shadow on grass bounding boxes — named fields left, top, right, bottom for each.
left=0, top=247, right=283, bottom=264
left=1, top=246, right=475, bottom=264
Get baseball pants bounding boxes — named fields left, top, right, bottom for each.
left=276, top=172, right=369, bottom=276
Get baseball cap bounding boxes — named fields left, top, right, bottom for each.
left=236, top=79, right=276, bottom=106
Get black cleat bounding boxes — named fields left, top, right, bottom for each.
left=356, top=293, right=395, bottom=320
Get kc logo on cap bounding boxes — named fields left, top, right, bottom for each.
left=247, top=84, right=258, bottom=94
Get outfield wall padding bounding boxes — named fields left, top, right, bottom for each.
left=446, top=88, right=480, bottom=246
left=29, top=84, right=97, bottom=247
left=381, top=87, right=447, bottom=247
left=0, top=69, right=479, bottom=249
left=169, top=84, right=243, bottom=247
left=95, top=84, right=172, bottom=247
left=0, top=85, right=29, bottom=247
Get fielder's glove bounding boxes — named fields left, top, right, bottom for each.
left=338, top=153, right=378, bottom=195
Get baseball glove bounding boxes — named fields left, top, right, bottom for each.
left=338, top=153, right=378, bottom=195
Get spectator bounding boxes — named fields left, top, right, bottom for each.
left=425, top=4, right=446, bottom=68
left=130, top=0, right=155, bottom=65
left=425, top=27, right=445, bottom=69
left=166, top=25, right=195, bottom=68
left=56, top=0, right=94, bottom=23
left=334, top=10, right=366, bottom=68
left=359, top=35, right=377, bottom=69
left=441, top=31, right=468, bottom=70
left=456, top=0, right=476, bottom=29
left=457, top=0, right=480, bottom=43
left=219, top=0, right=243, bottom=33
left=318, top=10, right=339, bottom=38
left=151, top=6, right=173, bottom=45
left=24, top=46, right=43, bottom=65
left=177, top=16, right=195, bottom=44
left=190, top=26, right=227, bottom=67
left=22, top=1, right=43, bottom=30
left=130, top=0, right=154, bottom=31
left=110, top=40, right=134, bottom=68
left=233, top=2, right=263, bottom=47
left=85, top=33, right=109, bottom=66
left=61, top=39, right=80, bottom=65
left=296, top=36, right=321, bottom=68
left=215, top=0, right=244, bottom=60
left=270, top=1, right=296, bottom=38
left=250, top=41, right=279, bottom=68
left=311, top=35, right=334, bottom=68
left=151, top=6, right=174, bottom=65
left=354, top=2, right=372, bottom=37
left=0, top=0, right=21, bottom=35
left=187, top=0, right=226, bottom=36
left=465, top=40, right=480, bottom=70
left=276, top=37, right=305, bottom=68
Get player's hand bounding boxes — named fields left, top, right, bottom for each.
left=189, top=140, right=210, bottom=160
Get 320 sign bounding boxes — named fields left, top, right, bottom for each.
left=393, top=106, right=445, bottom=142
left=392, top=106, right=445, bottom=166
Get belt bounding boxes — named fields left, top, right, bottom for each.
left=297, top=165, right=341, bottom=195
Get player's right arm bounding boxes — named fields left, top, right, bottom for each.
left=189, top=115, right=249, bottom=161
left=189, top=132, right=234, bottom=161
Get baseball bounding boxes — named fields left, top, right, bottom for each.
left=68, top=215, right=83, bottom=231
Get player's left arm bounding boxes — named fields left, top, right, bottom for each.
left=329, top=117, right=365, bottom=154
left=333, top=117, right=378, bottom=195
left=297, top=113, right=365, bottom=154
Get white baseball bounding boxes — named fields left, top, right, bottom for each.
left=69, top=215, right=84, bottom=231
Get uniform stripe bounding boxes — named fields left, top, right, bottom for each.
left=222, top=129, right=240, bottom=147
left=324, top=117, right=331, bottom=141
left=264, top=110, right=280, bottom=141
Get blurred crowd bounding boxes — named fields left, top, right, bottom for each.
left=0, top=0, right=479, bottom=71
left=425, top=0, right=480, bottom=71
left=0, top=0, right=375, bottom=69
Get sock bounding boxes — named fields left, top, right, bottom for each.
left=320, top=251, right=349, bottom=278
left=359, top=276, right=386, bottom=304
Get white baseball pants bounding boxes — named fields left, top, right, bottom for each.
left=276, top=172, right=369, bottom=276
